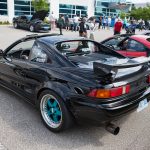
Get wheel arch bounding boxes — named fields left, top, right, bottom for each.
left=36, top=84, right=71, bottom=105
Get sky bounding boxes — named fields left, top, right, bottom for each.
left=131, top=0, right=150, bottom=3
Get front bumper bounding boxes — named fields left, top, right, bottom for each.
left=70, top=87, right=150, bottom=125
left=35, top=24, right=51, bottom=32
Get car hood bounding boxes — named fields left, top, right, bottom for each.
left=31, top=10, right=48, bottom=21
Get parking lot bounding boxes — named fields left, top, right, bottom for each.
left=0, top=25, right=150, bottom=150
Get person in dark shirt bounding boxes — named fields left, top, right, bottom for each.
left=57, top=15, right=65, bottom=35
left=78, top=18, right=87, bottom=37
left=65, top=14, right=70, bottom=31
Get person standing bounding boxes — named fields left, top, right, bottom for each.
left=98, top=16, right=102, bottom=30
left=102, top=17, right=107, bottom=29
left=65, top=14, right=70, bottom=31
left=107, top=16, right=111, bottom=30
left=49, top=12, right=56, bottom=30
left=73, top=15, right=79, bottom=31
left=139, top=20, right=144, bottom=31
left=114, top=18, right=123, bottom=35
left=123, top=17, right=127, bottom=29
left=78, top=18, right=87, bottom=37
left=57, top=15, right=65, bottom=35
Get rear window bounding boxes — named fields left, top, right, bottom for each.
left=55, top=40, right=125, bottom=58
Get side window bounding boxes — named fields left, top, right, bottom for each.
left=29, top=43, right=50, bottom=63
left=21, top=16, right=27, bottom=20
left=104, top=38, right=117, bottom=46
left=127, top=40, right=146, bottom=52
left=6, top=40, right=35, bottom=59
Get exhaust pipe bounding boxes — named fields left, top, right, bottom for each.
left=105, top=123, right=120, bottom=135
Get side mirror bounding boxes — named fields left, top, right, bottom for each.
left=0, top=49, right=4, bottom=56
left=61, top=44, right=70, bottom=49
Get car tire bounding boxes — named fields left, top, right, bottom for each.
left=29, top=25, right=34, bottom=32
left=13, top=22, right=18, bottom=29
left=38, top=90, right=73, bottom=132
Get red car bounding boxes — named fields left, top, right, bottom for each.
left=101, top=35, right=150, bottom=57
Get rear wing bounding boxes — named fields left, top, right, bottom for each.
left=93, top=60, right=149, bottom=81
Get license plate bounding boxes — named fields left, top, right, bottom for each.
left=43, top=27, right=49, bottom=29
left=137, top=98, right=148, bottom=112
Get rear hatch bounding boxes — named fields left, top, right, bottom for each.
left=68, top=54, right=150, bottom=94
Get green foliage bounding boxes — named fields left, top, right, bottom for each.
left=120, top=12, right=126, bottom=19
left=130, top=5, right=150, bottom=20
left=32, top=0, right=49, bottom=12
left=0, top=21, right=10, bottom=25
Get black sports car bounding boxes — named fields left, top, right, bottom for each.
left=13, top=10, right=51, bottom=32
left=0, top=34, right=150, bottom=134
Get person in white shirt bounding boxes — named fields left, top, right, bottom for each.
left=49, top=12, right=56, bottom=30
left=107, top=16, right=111, bottom=30
left=73, top=15, right=79, bottom=31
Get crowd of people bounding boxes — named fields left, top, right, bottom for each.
left=47, top=12, right=150, bottom=38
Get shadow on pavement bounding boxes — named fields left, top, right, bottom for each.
left=0, top=86, right=110, bottom=149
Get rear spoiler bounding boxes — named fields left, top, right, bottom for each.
left=93, top=60, right=149, bottom=82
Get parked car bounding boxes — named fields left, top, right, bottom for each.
left=0, top=34, right=150, bottom=134
left=13, top=10, right=51, bottom=32
left=101, top=35, right=150, bottom=57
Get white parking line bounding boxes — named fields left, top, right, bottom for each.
left=0, top=143, right=7, bottom=150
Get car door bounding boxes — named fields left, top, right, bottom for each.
left=0, top=39, right=35, bottom=98
left=22, top=41, right=53, bottom=101
left=22, top=16, right=30, bottom=29
left=125, top=39, right=147, bottom=58
left=19, top=16, right=28, bottom=29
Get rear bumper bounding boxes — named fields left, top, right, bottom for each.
left=70, top=87, right=150, bottom=125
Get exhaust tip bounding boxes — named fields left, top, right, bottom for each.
left=113, top=126, right=120, bottom=135
left=105, top=123, right=120, bottom=135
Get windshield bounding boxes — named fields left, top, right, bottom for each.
left=26, top=16, right=32, bottom=21
left=55, top=40, right=125, bottom=58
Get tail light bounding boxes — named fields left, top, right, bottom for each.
left=88, top=84, right=130, bottom=99
left=147, top=75, right=150, bottom=83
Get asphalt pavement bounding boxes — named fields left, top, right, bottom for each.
left=0, top=25, right=150, bottom=150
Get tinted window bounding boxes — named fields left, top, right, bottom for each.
left=20, top=16, right=27, bottom=20
left=6, top=40, right=34, bottom=59
left=56, top=41, right=98, bottom=55
left=55, top=40, right=124, bottom=58
left=127, top=40, right=146, bottom=52
left=29, top=43, right=49, bottom=63
left=103, top=37, right=125, bottom=47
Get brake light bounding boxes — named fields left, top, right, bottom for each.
left=88, top=85, right=130, bottom=99
left=147, top=75, right=150, bottom=83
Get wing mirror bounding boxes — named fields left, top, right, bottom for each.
left=61, top=44, right=70, bottom=49
left=0, top=49, right=4, bottom=56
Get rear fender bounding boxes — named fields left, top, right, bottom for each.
left=36, top=81, right=72, bottom=105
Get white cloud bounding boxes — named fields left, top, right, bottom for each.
left=131, top=0, right=150, bottom=3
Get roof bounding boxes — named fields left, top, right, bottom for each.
left=130, top=35, right=150, bottom=48
left=39, top=35, right=86, bottom=45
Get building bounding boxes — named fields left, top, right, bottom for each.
left=95, top=0, right=132, bottom=17
left=0, top=0, right=132, bottom=23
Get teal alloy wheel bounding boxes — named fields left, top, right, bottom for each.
left=39, top=90, right=73, bottom=132
left=40, top=94, right=62, bottom=129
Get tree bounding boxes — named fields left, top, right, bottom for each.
left=32, top=0, right=49, bottom=12
left=130, top=5, right=150, bottom=20
left=120, top=12, right=126, bottom=19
